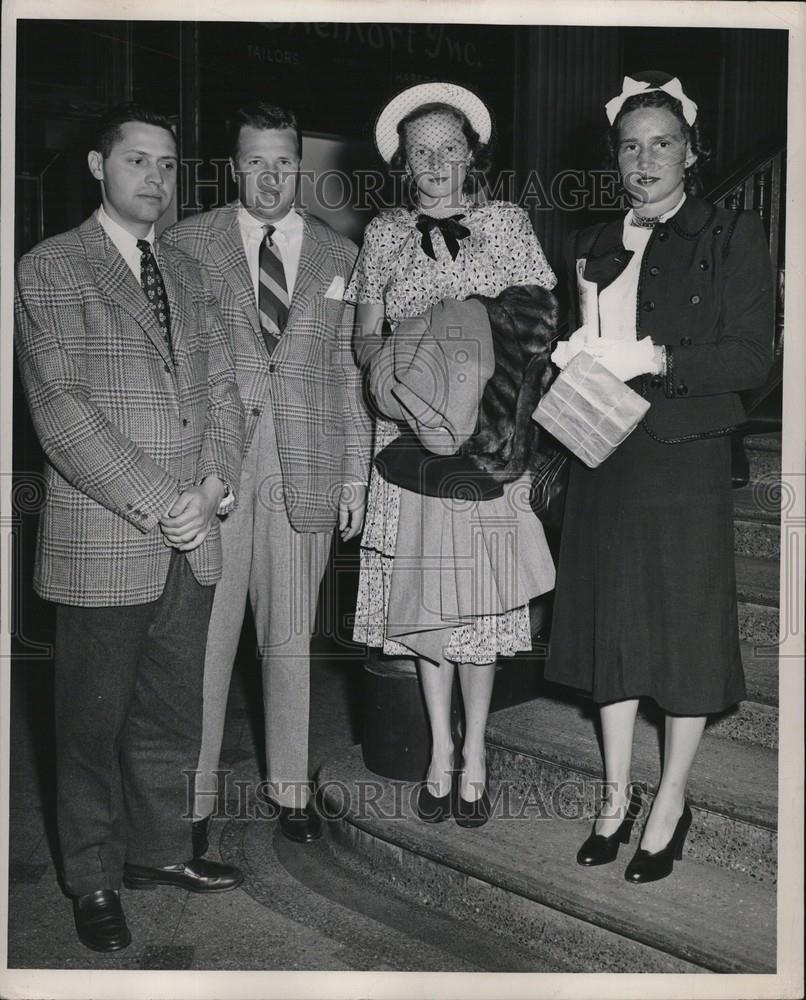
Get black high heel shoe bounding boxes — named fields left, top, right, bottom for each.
left=454, top=772, right=491, bottom=829
left=576, top=787, right=643, bottom=866
left=416, top=766, right=454, bottom=824
left=624, top=802, right=693, bottom=884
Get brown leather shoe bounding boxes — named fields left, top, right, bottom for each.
left=73, top=889, right=131, bottom=952
left=122, top=857, right=243, bottom=893
left=278, top=804, right=323, bottom=843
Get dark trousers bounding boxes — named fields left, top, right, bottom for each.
left=53, top=552, right=215, bottom=897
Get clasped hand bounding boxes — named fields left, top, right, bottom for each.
left=551, top=326, right=662, bottom=382
left=339, top=481, right=367, bottom=542
left=159, top=477, right=226, bottom=552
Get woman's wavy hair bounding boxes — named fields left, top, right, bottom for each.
left=606, top=80, right=712, bottom=196
left=388, top=101, right=493, bottom=208
left=459, top=285, right=558, bottom=482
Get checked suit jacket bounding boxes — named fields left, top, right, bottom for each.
left=163, top=204, right=373, bottom=532
left=14, top=213, right=245, bottom=607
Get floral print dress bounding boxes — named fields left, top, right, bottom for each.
left=345, top=198, right=557, bottom=664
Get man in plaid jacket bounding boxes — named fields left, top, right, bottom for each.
left=163, top=101, right=372, bottom=845
left=15, top=104, right=246, bottom=953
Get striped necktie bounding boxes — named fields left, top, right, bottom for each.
left=258, top=224, right=289, bottom=355
left=137, top=239, right=173, bottom=361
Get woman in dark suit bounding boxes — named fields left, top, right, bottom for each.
left=545, top=70, right=774, bottom=882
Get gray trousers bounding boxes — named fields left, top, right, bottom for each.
left=195, top=403, right=331, bottom=815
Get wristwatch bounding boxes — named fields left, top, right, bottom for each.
left=217, top=483, right=235, bottom=517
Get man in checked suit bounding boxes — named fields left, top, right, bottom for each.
left=14, top=104, right=245, bottom=952
left=164, top=102, right=372, bottom=845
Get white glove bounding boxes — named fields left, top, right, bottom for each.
left=581, top=337, right=662, bottom=381
left=551, top=324, right=598, bottom=370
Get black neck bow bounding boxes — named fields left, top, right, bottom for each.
left=582, top=247, right=635, bottom=290
left=415, top=213, right=471, bottom=261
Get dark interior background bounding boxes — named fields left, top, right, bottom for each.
left=15, top=22, right=788, bottom=260
left=12, top=19, right=789, bottom=684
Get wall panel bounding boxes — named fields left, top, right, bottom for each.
left=515, top=26, right=623, bottom=307
left=720, top=29, right=788, bottom=173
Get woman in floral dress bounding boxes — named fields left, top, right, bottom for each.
left=346, top=82, right=557, bottom=826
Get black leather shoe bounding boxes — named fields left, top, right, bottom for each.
left=192, top=816, right=210, bottom=858
left=625, top=803, right=693, bottom=884
left=73, top=889, right=131, bottom=952
left=278, top=804, right=323, bottom=843
left=454, top=783, right=491, bottom=829
left=416, top=780, right=453, bottom=823
left=577, top=787, right=643, bottom=866
left=123, top=857, right=243, bottom=893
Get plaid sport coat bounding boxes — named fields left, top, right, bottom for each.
left=163, top=204, right=373, bottom=532
left=14, top=213, right=245, bottom=606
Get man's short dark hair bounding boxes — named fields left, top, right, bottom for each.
left=228, top=102, right=302, bottom=161
left=93, top=103, right=175, bottom=158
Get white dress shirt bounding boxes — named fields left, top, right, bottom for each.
left=237, top=204, right=304, bottom=307
left=598, top=194, right=686, bottom=341
left=97, top=204, right=156, bottom=280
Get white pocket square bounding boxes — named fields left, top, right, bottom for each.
left=325, top=276, right=345, bottom=300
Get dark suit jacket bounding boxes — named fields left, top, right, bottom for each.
left=567, top=196, right=774, bottom=443
left=14, top=214, right=244, bottom=606
left=163, top=205, right=373, bottom=532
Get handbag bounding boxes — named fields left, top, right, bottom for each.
left=529, top=447, right=570, bottom=536
left=533, top=351, right=650, bottom=468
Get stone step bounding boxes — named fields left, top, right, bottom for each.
left=706, top=641, right=779, bottom=749
left=325, top=823, right=702, bottom=972
left=734, top=516, right=780, bottom=559
left=733, top=483, right=782, bottom=525
left=736, top=553, right=780, bottom=644
left=216, top=807, right=563, bottom=971
left=738, top=601, right=780, bottom=645
left=736, top=553, right=780, bottom=605
left=485, top=697, right=777, bottom=884
left=320, top=749, right=776, bottom=973
left=733, top=484, right=781, bottom=558
left=708, top=697, right=778, bottom=749
left=739, top=640, right=779, bottom=706
left=744, top=431, right=782, bottom=485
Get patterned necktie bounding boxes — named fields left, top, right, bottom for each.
left=137, top=239, right=173, bottom=361
left=258, top=225, right=289, bottom=355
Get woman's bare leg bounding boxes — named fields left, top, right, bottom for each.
left=595, top=699, right=640, bottom=836
left=639, top=714, right=706, bottom=852
left=417, top=657, right=456, bottom=796
left=456, top=663, right=496, bottom=801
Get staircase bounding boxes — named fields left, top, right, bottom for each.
left=321, top=430, right=781, bottom=972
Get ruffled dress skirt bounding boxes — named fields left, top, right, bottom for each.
left=354, top=421, right=556, bottom=665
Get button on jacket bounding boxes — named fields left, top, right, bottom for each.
left=567, top=196, right=774, bottom=443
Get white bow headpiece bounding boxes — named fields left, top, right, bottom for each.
left=605, top=76, right=698, bottom=126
